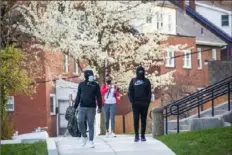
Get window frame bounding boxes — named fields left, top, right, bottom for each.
left=212, top=49, right=217, bottom=60
left=221, top=15, right=229, bottom=26
left=197, top=48, right=202, bottom=69
left=63, top=54, right=69, bottom=73
left=50, top=94, right=56, bottom=115
left=146, top=16, right=152, bottom=23
left=168, top=14, right=172, bottom=32
left=183, top=50, right=192, bottom=69
left=156, top=12, right=163, bottom=30
left=165, top=50, right=175, bottom=68
left=6, top=96, right=14, bottom=112
left=74, top=60, right=79, bottom=74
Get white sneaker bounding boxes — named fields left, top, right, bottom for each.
left=89, top=141, right=95, bottom=148
left=81, top=137, right=88, bottom=147
left=111, top=132, right=117, bottom=137
left=105, top=132, right=109, bottom=138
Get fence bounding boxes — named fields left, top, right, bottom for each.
left=115, top=103, right=157, bottom=134
left=114, top=94, right=229, bottom=134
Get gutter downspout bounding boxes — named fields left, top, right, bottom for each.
left=227, top=44, right=231, bottom=60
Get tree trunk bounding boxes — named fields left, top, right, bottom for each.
left=97, top=70, right=106, bottom=135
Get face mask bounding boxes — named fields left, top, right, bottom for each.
left=106, top=80, right=111, bottom=84
left=88, top=75, right=94, bottom=82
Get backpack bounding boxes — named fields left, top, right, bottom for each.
left=132, top=78, right=149, bottom=102
left=65, top=106, right=81, bottom=137
left=67, top=116, right=81, bottom=137
left=65, top=106, right=75, bottom=121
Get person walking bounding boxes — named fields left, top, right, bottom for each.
left=128, top=66, right=151, bottom=142
left=74, top=70, right=102, bottom=148
left=101, top=75, right=120, bottom=138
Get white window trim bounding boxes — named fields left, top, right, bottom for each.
left=165, top=50, right=175, bottom=68
left=50, top=94, right=56, bottom=115
left=146, top=16, right=152, bottom=23
left=74, top=61, right=79, bottom=74
left=183, top=50, right=192, bottom=69
left=156, top=12, right=163, bottom=30
left=212, top=49, right=217, bottom=60
left=197, top=48, right=202, bottom=69
left=168, top=14, right=172, bottom=32
left=6, top=96, right=14, bottom=112
left=64, top=54, right=69, bottom=73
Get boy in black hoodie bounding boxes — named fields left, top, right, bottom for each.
left=74, top=70, right=102, bottom=148
left=128, top=66, right=151, bottom=142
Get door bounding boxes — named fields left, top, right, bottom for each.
left=58, top=99, right=70, bottom=135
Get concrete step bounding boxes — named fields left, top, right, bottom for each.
left=168, top=124, right=189, bottom=130
left=168, top=129, right=190, bottom=134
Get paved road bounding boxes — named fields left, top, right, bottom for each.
left=55, top=135, right=176, bottom=155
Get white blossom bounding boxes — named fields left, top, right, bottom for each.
left=14, top=1, right=186, bottom=93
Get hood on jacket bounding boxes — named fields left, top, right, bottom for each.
left=84, top=70, right=94, bottom=81
left=136, top=66, right=145, bottom=80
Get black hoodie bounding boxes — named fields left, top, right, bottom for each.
left=74, top=70, right=102, bottom=109
left=128, top=66, right=151, bottom=105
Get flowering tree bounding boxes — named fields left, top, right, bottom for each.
left=13, top=1, right=187, bottom=93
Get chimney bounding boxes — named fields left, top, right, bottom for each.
left=189, top=0, right=196, bottom=11
left=179, top=0, right=186, bottom=10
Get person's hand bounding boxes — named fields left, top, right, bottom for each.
left=97, top=108, right=102, bottom=113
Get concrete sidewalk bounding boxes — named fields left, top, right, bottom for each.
left=55, top=135, right=176, bottom=155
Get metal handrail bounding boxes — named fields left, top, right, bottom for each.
left=168, top=83, right=232, bottom=115
left=164, top=76, right=232, bottom=109
left=163, top=76, right=232, bottom=134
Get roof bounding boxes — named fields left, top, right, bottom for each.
left=195, top=0, right=232, bottom=12
left=169, top=0, right=232, bottom=44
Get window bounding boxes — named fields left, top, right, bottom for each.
left=221, top=15, right=229, bottom=26
left=63, top=54, right=69, bottom=72
left=201, top=27, right=204, bottom=34
left=146, top=16, right=152, bottom=23
left=168, top=14, right=172, bottom=32
left=6, top=96, right=14, bottom=112
left=50, top=94, right=56, bottom=115
left=197, top=48, right=202, bottom=69
left=74, top=60, right=79, bottom=74
left=212, top=49, right=217, bottom=60
left=183, top=50, right=192, bottom=69
left=165, top=50, right=175, bottom=67
left=156, top=13, right=163, bottom=30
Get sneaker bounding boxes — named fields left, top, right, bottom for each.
left=111, top=132, right=117, bottom=137
left=105, top=132, right=109, bottom=138
left=89, top=141, right=95, bottom=148
left=141, top=135, right=146, bottom=142
left=134, top=134, right=139, bottom=142
left=81, top=137, right=88, bottom=147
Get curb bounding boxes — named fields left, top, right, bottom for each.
left=46, top=138, right=58, bottom=155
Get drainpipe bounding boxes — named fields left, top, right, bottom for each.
left=227, top=44, right=231, bottom=60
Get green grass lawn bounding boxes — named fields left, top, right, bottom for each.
left=1, top=142, right=47, bottom=155
left=158, top=126, right=232, bottom=155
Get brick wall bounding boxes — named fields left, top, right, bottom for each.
left=11, top=50, right=82, bottom=136
left=208, top=60, right=232, bottom=85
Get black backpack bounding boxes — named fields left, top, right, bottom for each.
left=65, top=106, right=81, bottom=137
left=132, top=78, right=149, bottom=102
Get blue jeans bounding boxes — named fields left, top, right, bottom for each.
left=103, top=104, right=116, bottom=132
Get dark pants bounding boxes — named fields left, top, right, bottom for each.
left=132, top=104, right=149, bottom=136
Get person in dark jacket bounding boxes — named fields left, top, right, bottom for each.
left=128, top=66, right=151, bottom=142
left=74, top=70, right=102, bottom=148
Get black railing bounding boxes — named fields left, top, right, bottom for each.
left=163, top=76, right=232, bottom=134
